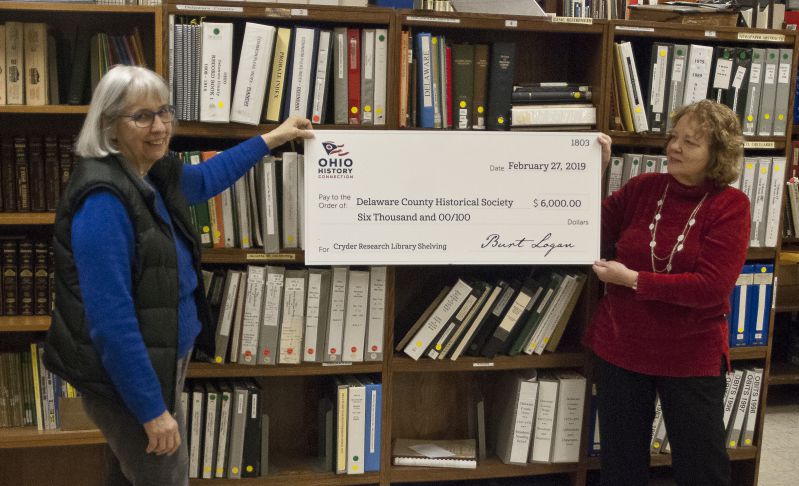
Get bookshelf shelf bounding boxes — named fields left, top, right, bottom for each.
left=0, top=315, right=50, bottom=332
left=389, top=456, right=577, bottom=483
left=729, top=346, right=768, bottom=360
left=200, top=248, right=304, bottom=264
left=768, top=360, right=799, bottom=385
left=0, top=105, right=89, bottom=115
left=747, top=247, right=777, bottom=260
left=775, top=304, right=799, bottom=313
left=0, top=213, right=56, bottom=225
left=187, top=361, right=382, bottom=378
left=391, top=351, right=586, bottom=373
left=175, top=122, right=381, bottom=140
left=608, top=131, right=786, bottom=151
left=399, top=11, right=606, bottom=34
left=585, top=447, right=758, bottom=470
left=166, top=0, right=391, bottom=24
left=0, top=427, right=104, bottom=449
left=187, top=454, right=379, bottom=485
left=0, top=2, right=159, bottom=14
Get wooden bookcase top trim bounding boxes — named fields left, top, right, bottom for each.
left=0, top=426, right=104, bottom=449
left=729, top=346, right=768, bottom=361
left=187, top=361, right=382, bottom=378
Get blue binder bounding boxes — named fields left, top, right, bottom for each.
left=748, top=264, right=773, bottom=345
left=363, top=380, right=382, bottom=472
left=414, top=32, right=435, bottom=128
left=730, top=265, right=754, bottom=347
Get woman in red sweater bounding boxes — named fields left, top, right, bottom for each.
left=585, top=100, right=750, bottom=486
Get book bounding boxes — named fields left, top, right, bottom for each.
left=486, top=42, right=515, bottom=131
left=257, top=266, right=285, bottom=365
left=199, top=22, right=233, bottom=123
left=392, top=438, right=477, bottom=468
left=342, top=269, right=370, bottom=362
left=230, top=23, right=276, bottom=125
left=365, top=266, right=387, bottom=361
left=304, top=268, right=332, bottom=362
left=238, top=266, right=265, bottom=365
left=278, top=269, right=307, bottom=364
left=494, top=371, right=538, bottom=465
left=265, top=27, right=292, bottom=122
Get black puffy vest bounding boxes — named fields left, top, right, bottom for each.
left=43, top=152, right=215, bottom=414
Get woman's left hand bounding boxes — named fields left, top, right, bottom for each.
left=592, top=259, right=638, bottom=289
left=262, top=115, right=314, bottom=149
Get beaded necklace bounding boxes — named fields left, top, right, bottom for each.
left=648, top=183, right=708, bottom=273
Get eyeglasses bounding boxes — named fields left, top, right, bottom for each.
left=120, top=106, right=176, bottom=128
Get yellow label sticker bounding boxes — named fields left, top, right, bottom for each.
left=497, top=116, right=505, bottom=124
left=459, top=101, right=466, bottom=108
left=765, top=114, right=771, bottom=120
left=435, top=344, right=442, bottom=351
left=415, top=340, right=422, bottom=348
left=202, top=225, right=210, bottom=233
left=214, top=230, right=221, bottom=238
left=477, top=106, right=484, bottom=114
left=747, top=115, right=754, bottom=122
left=215, top=356, right=223, bottom=363
left=364, top=105, right=372, bottom=112
left=376, top=107, right=383, bottom=114
left=246, top=465, right=254, bottom=472
left=351, top=106, right=359, bottom=114
left=779, top=114, right=785, bottom=120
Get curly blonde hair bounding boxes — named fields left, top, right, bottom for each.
left=669, top=100, right=744, bottom=186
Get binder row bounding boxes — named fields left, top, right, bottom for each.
left=0, top=22, right=146, bottom=107
left=728, top=264, right=773, bottom=348
left=184, top=379, right=264, bottom=479
left=327, top=376, right=382, bottom=475
left=0, top=343, right=78, bottom=430
left=398, top=269, right=586, bottom=361
left=608, top=153, right=786, bottom=250
left=614, top=41, right=794, bottom=137
left=494, top=370, right=587, bottom=466
left=207, top=266, right=387, bottom=365
left=180, top=151, right=303, bottom=252
left=169, top=19, right=388, bottom=126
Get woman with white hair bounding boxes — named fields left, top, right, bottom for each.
left=43, top=65, right=312, bottom=485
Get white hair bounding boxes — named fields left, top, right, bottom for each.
left=74, top=65, right=170, bottom=159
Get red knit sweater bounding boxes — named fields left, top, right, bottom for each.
left=583, top=173, right=751, bottom=377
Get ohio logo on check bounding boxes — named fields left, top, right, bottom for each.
left=317, top=141, right=354, bottom=179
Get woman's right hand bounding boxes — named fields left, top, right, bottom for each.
left=596, top=132, right=612, bottom=176
left=143, top=410, right=181, bottom=456
left=262, top=115, right=314, bottom=149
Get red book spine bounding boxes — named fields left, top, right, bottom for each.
left=446, top=45, right=453, bottom=129
left=347, top=28, right=361, bottom=125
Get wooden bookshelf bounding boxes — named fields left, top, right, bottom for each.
left=0, top=213, right=56, bottom=225
left=0, top=315, right=50, bottom=332
left=0, top=5, right=791, bottom=486
left=585, top=447, right=759, bottom=470
left=389, top=456, right=578, bottom=483
left=188, top=361, right=383, bottom=378
left=768, top=360, right=799, bottom=385
left=0, top=427, right=105, bottom=449
left=0, top=105, right=89, bottom=115
left=200, top=248, right=303, bottom=264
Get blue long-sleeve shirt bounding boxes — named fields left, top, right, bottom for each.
left=71, top=136, right=269, bottom=423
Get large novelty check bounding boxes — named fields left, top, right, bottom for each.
left=303, top=130, right=601, bottom=265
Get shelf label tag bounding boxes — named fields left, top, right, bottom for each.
left=743, top=141, right=776, bottom=149
left=245, top=253, right=297, bottom=261
left=505, top=19, right=518, bottom=28
left=705, top=30, right=717, bottom=38
left=322, top=362, right=354, bottom=367
left=615, top=25, right=655, bottom=32
left=473, top=362, right=495, bottom=368
left=552, top=16, right=593, bottom=25
left=737, top=32, right=785, bottom=42
left=176, top=4, right=243, bottom=12
left=407, top=16, right=462, bottom=24
left=290, top=8, right=309, bottom=16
